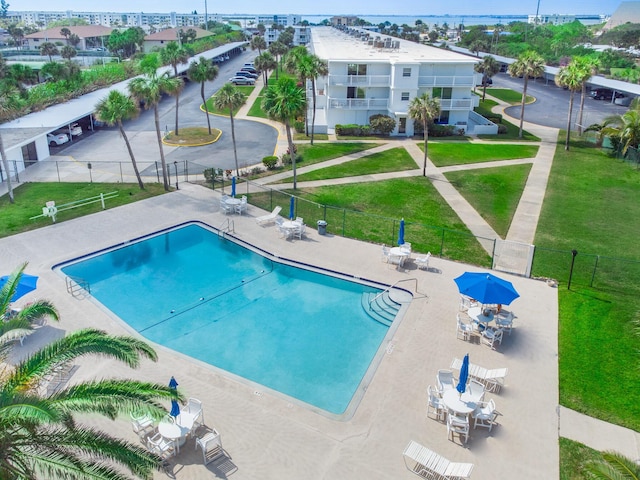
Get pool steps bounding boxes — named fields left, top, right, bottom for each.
left=361, top=290, right=402, bottom=327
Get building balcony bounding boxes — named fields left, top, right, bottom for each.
left=438, top=98, right=475, bottom=110
left=328, top=97, right=390, bottom=109
left=418, top=75, right=475, bottom=87
left=328, top=74, right=391, bottom=86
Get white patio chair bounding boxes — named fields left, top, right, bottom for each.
left=459, top=295, right=479, bottom=312
left=294, top=223, right=306, bottom=240
left=147, top=431, right=176, bottom=461
left=381, top=245, right=390, bottom=263
left=483, top=367, right=508, bottom=393
left=400, top=242, right=411, bottom=253
left=447, top=411, right=470, bottom=444
left=427, top=385, right=446, bottom=421
left=295, top=216, right=304, bottom=224
left=472, top=399, right=499, bottom=431
left=219, top=197, right=233, bottom=215
left=481, top=327, right=504, bottom=350
left=495, top=311, right=514, bottom=334
left=130, top=413, right=155, bottom=443
left=467, top=379, right=485, bottom=404
left=436, top=369, right=455, bottom=393
left=456, top=314, right=474, bottom=341
left=255, top=206, right=282, bottom=225
left=182, top=397, right=203, bottom=430
left=196, top=429, right=224, bottom=465
left=414, top=252, right=431, bottom=270
left=235, top=196, right=248, bottom=215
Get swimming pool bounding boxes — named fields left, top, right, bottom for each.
left=58, top=223, right=409, bottom=417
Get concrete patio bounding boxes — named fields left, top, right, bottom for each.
left=1, top=183, right=559, bottom=479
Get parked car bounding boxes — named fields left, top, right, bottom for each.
left=615, top=95, right=634, bottom=107
left=234, top=71, right=258, bottom=79
left=590, top=88, right=624, bottom=101
left=229, top=76, right=255, bottom=85
left=54, top=123, right=82, bottom=138
left=240, top=66, right=258, bottom=75
left=47, top=132, right=69, bottom=146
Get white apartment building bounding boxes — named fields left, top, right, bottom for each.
left=264, top=26, right=310, bottom=46
left=309, top=27, right=493, bottom=136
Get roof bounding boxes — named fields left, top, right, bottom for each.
left=604, top=1, right=640, bottom=30
left=144, top=27, right=214, bottom=42
left=309, top=26, right=477, bottom=64
left=25, top=25, right=113, bottom=40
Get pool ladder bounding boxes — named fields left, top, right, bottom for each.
left=65, top=275, right=91, bottom=298
left=218, top=218, right=235, bottom=236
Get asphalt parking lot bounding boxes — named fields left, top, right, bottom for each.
left=52, top=50, right=277, bottom=173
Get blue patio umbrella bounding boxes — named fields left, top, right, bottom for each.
left=456, top=353, right=470, bottom=394
left=231, top=176, right=236, bottom=197
left=289, top=196, right=295, bottom=220
left=453, top=272, right=520, bottom=306
left=397, top=218, right=405, bottom=245
left=168, top=376, right=180, bottom=418
left=0, top=273, right=38, bottom=302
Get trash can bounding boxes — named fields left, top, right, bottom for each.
left=317, top=220, right=327, bottom=235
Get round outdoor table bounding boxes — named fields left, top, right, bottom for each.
left=158, top=421, right=189, bottom=452
left=468, top=306, right=494, bottom=325
left=442, top=389, right=477, bottom=415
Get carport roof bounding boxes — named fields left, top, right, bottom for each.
left=0, top=41, right=248, bottom=149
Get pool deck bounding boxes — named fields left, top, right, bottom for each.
left=1, top=183, right=559, bottom=480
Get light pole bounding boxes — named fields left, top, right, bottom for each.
left=173, top=161, right=179, bottom=190
left=204, top=0, right=208, bottom=30
left=535, top=0, right=542, bottom=24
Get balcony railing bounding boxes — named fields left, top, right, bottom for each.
left=328, top=74, right=391, bottom=86
left=438, top=98, right=474, bottom=110
left=418, top=75, right=475, bottom=87
left=328, top=97, right=390, bottom=109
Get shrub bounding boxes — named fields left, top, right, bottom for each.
left=286, top=144, right=298, bottom=155
left=486, top=113, right=503, bottom=124
left=262, top=155, right=278, bottom=170
left=203, top=168, right=215, bottom=182
left=335, top=124, right=371, bottom=136
left=294, top=120, right=305, bottom=133
left=281, top=153, right=291, bottom=165
left=429, top=124, right=456, bottom=137
left=497, top=124, right=508, bottom=134
left=369, top=114, right=396, bottom=136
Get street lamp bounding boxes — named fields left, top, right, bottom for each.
left=173, top=161, right=179, bottom=190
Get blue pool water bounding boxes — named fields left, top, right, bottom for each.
left=60, top=224, right=391, bottom=415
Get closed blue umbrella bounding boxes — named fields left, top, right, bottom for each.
left=398, top=218, right=405, bottom=245
left=168, top=376, right=180, bottom=418
left=0, top=273, right=38, bottom=302
left=289, top=196, right=295, bottom=220
left=231, top=176, right=236, bottom=198
left=456, top=354, right=469, bottom=394
left=454, top=272, right=520, bottom=306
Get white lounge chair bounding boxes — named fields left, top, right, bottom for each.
left=403, top=440, right=474, bottom=479
left=255, top=206, right=282, bottom=225
left=483, top=368, right=508, bottom=393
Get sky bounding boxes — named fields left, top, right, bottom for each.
left=8, top=0, right=622, bottom=16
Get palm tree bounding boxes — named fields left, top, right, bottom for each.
left=95, top=90, right=144, bottom=190
left=408, top=93, right=441, bottom=176
left=250, top=35, right=266, bottom=54
left=583, top=450, right=640, bottom=479
left=0, top=263, right=59, bottom=349
left=0, top=131, right=13, bottom=204
left=187, top=56, right=218, bottom=135
left=555, top=61, right=584, bottom=150
left=39, top=42, right=59, bottom=62
left=60, top=27, right=71, bottom=44
left=603, top=105, right=640, bottom=156
left=474, top=55, right=500, bottom=101
left=129, top=55, right=183, bottom=191
left=572, top=56, right=599, bottom=135
left=268, top=41, right=288, bottom=80
left=160, top=41, right=190, bottom=135
left=0, top=327, right=183, bottom=479
left=214, top=83, right=246, bottom=177
left=262, top=77, right=306, bottom=189
left=508, top=51, right=545, bottom=139
left=60, top=45, right=77, bottom=61
left=254, top=51, right=276, bottom=86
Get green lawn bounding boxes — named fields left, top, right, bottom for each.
left=0, top=183, right=166, bottom=238
left=486, top=88, right=534, bottom=105
left=559, top=438, right=603, bottom=480
left=425, top=143, right=539, bottom=167
left=477, top=118, right=541, bottom=142
left=293, top=133, right=329, bottom=141
left=279, top=147, right=417, bottom=183
left=249, top=177, right=491, bottom=266
left=247, top=87, right=266, bottom=118
left=204, top=85, right=254, bottom=116
left=444, top=164, right=532, bottom=237
left=534, top=139, right=640, bottom=431
left=474, top=98, right=498, bottom=118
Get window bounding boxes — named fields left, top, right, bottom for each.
left=347, top=87, right=365, bottom=99
left=347, top=64, right=367, bottom=76
left=401, top=92, right=410, bottom=101
left=403, top=67, right=411, bottom=77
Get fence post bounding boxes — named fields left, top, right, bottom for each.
left=342, top=209, right=346, bottom=237
left=100, top=193, right=105, bottom=209
left=440, top=228, right=445, bottom=256
left=87, top=163, right=93, bottom=183
left=567, top=249, right=578, bottom=290
left=56, top=162, right=61, bottom=182
left=119, top=162, right=123, bottom=182
left=491, top=238, right=497, bottom=269
left=155, top=162, right=160, bottom=183
left=590, top=255, right=599, bottom=287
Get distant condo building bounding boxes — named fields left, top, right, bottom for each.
left=527, top=13, right=609, bottom=25
left=309, top=26, right=496, bottom=136
left=5, top=10, right=300, bottom=29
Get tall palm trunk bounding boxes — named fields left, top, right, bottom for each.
left=173, top=65, right=180, bottom=135
left=117, top=120, right=144, bottom=189
left=565, top=91, right=574, bottom=151
left=311, top=77, right=317, bottom=145
left=422, top=120, right=428, bottom=176
left=0, top=132, right=14, bottom=203
left=518, top=77, right=529, bottom=139
left=153, top=105, right=169, bottom=190
left=285, top=120, right=296, bottom=190
left=577, top=83, right=587, bottom=135
left=230, top=112, right=240, bottom=177
left=201, top=83, right=211, bottom=134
